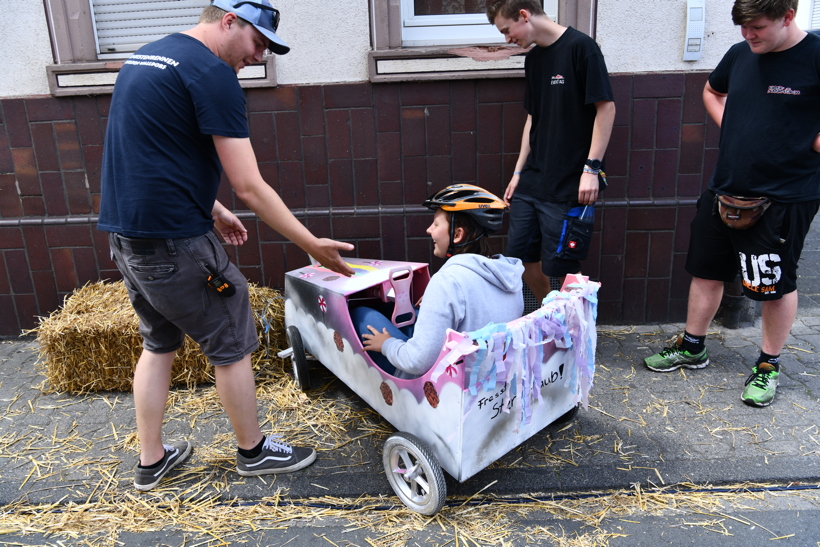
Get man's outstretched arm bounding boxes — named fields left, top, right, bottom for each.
left=213, top=135, right=355, bottom=276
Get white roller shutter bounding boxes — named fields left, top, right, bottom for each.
left=813, top=1, right=820, bottom=30
left=90, top=0, right=209, bottom=58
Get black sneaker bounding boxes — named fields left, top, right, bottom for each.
left=237, top=436, right=316, bottom=476
left=134, top=440, right=193, bottom=491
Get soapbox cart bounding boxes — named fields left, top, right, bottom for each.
left=279, top=257, right=598, bottom=515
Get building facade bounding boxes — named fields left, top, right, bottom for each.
left=1, top=0, right=815, bottom=335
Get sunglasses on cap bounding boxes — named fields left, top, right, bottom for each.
left=232, top=0, right=280, bottom=32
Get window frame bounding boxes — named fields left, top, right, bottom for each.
left=42, top=0, right=278, bottom=96
left=399, top=0, right=511, bottom=47
left=369, top=0, right=598, bottom=82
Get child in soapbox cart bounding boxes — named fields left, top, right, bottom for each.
left=281, top=185, right=599, bottom=515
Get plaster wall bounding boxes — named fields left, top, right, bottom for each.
left=1, top=0, right=750, bottom=100
left=3, top=0, right=814, bottom=97
left=1, top=0, right=53, bottom=98
left=597, top=0, right=739, bottom=74
left=0, top=0, right=812, bottom=98
left=272, top=0, right=371, bottom=85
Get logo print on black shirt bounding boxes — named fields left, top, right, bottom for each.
left=767, top=85, right=801, bottom=95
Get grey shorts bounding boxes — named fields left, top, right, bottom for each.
left=109, top=231, right=259, bottom=365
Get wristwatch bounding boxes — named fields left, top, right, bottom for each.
left=585, top=158, right=602, bottom=170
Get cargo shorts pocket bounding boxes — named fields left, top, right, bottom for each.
left=128, top=263, right=178, bottom=281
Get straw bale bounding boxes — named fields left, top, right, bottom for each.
left=30, top=280, right=286, bottom=394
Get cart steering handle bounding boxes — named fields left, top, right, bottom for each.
left=389, top=266, right=416, bottom=328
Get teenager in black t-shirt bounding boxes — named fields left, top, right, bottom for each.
left=645, top=0, right=820, bottom=409
left=487, top=0, right=615, bottom=303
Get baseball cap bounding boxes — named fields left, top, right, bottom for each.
left=210, top=0, right=290, bottom=55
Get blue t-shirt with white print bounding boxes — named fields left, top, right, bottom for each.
left=98, top=33, right=249, bottom=238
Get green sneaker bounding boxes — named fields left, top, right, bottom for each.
left=741, top=364, right=779, bottom=407
left=644, top=337, right=709, bottom=372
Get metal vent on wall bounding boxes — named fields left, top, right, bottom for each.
left=90, top=0, right=209, bottom=58
left=522, top=278, right=562, bottom=315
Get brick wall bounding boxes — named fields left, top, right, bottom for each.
left=0, top=72, right=717, bottom=336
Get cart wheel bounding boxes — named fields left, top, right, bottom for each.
left=382, top=432, right=446, bottom=515
left=551, top=403, right=579, bottom=427
left=286, top=326, right=310, bottom=391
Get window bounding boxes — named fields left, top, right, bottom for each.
left=43, top=0, right=277, bottom=96
left=813, top=0, right=820, bottom=30
left=90, top=0, right=205, bottom=59
left=369, top=0, right=592, bottom=82
left=795, top=0, right=817, bottom=30
left=401, top=0, right=552, bottom=47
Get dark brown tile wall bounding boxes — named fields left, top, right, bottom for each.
left=0, top=71, right=717, bottom=335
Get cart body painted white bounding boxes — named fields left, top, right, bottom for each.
left=283, top=257, right=598, bottom=513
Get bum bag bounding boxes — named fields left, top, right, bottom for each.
left=715, top=194, right=771, bottom=230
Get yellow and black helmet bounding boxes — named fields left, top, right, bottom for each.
left=422, top=184, right=507, bottom=233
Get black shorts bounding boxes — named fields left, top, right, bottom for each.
left=505, top=193, right=594, bottom=278
left=109, top=231, right=259, bottom=365
left=685, top=189, right=820, bottom=301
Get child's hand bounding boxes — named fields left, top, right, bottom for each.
left=362, top=325, right=392, bottom=353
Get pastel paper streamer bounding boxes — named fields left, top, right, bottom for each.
left=433, top=277, right=599, bottom=428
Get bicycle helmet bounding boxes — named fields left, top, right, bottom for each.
left=422, top=184, right=507, bottom=257
left=422, top=184, right=506, bottom=232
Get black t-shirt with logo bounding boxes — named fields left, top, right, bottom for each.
left=709, top=33, right=820, bottom=202
left=518, top=27, right=614, bottom=203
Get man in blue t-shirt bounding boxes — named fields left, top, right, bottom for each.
left=645, top=0, right=820, bottom=408
left=99, top=0, right=355, bottom=491
left=487, top=0, right=616, bottom=304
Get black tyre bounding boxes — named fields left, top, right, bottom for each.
left=286, top=325, right=310, bottom=391
left=382, top=432, right=446, bottom=515
left=551, top=403, right=579, bottom=427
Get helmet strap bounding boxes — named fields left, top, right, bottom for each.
left=447, top=218, right=488, bottom=257
left=446, top=212, right=457, bottom=257
left=451, top=231, right=487, bottom=250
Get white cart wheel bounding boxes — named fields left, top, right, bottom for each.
left=286, top=326, right=310, bottom=392
left=382, top=432, right=446, bottom=515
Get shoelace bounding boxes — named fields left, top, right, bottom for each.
left=263, top=435, right=293, bottom=454
left=659, top=345, right=683, bottom=357
left=745, top=368, right=774, bottom=390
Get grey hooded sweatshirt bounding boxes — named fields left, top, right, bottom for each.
left=382, top=253, right=524, bottom=379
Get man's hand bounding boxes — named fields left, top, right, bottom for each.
left=503, top=175, right=520, bottom=206
left=308, top=238, right=355, bottom=277
left=813, top=132, right=820, bottom=153
left=362, top=325, right=392, bottom=353
left=578, top=172, right=599, bottom=205
left=213, top=205, right=248, bottom=246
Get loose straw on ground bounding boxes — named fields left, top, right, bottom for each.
left=6, top=284, right=819, bottom=546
